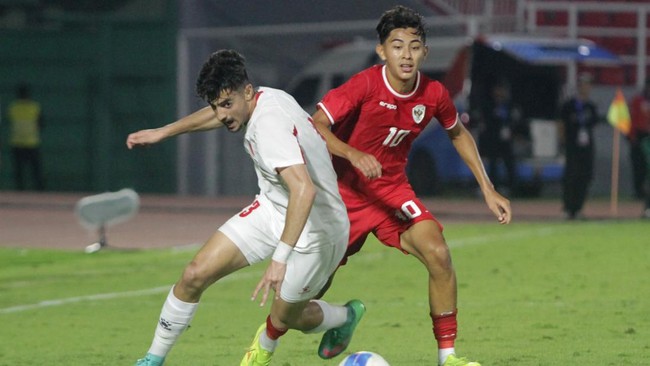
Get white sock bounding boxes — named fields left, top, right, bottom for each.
left=147, top=286, right=199, bottom=357
left=259, top=328, right=279, bottom=352
left=302, top=299, right=348, bottom=334
left=439, top=348, right=455, bottom=365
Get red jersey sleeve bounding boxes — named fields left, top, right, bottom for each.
left=317, top=71, right=370, bottom=125
left=434, top=86, right=458, bottom=130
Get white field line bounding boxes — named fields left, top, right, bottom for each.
left=447, top=226, right=558, bottom=249
left=0, top=270, right=261, bottom=314
left=1, top=227, right=559, bottom=314
left=0, top=286, right=172, bottom=314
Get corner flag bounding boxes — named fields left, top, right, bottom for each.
left=607, top=88, right=631, bottom=217
left=607, top=88, right=631, bottom=135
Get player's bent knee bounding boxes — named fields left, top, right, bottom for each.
left=179, top=260, right=212, bottom=294
left=422, top=241, right=453, bottom=269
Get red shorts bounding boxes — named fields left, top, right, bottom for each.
left=338, top=182, right=443, bottom=265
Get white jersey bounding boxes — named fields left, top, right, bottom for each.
left=243, top=87, right=348, bottom=252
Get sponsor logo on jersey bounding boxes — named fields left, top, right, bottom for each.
left=379, top=101, right=397, bottom=110
left=412, top=105, right=426, bottom=124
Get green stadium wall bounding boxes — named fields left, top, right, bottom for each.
left=0, top=19, right=177, bottom=194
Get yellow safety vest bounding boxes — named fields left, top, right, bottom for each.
left=9, top=99, right=41, bottom=148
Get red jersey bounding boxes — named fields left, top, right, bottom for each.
left=317, top=65, right=457, bottom=201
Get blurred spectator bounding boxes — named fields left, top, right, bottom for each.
left=559, top=73, right=598, bottom=219
left=642, top=137, right=650, bottom=218
left=477, top=79, right=522, bottom=195
left=629, top=77, right=650, bottom=200
left=8, top=83, right=45, bottom=190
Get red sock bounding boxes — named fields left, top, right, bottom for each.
left=265, top=315, right=288, bottom=340
left=431, top=309, right=458, bottom=349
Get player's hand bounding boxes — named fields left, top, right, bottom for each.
left=126, top=128, right=167, bottom=149
left=483, top=188, right=512, bottom=224
left=348, top=149, right=382, bottom=179
left=251, top=260, right=287, bottom=307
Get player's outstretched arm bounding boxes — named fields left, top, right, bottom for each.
left=447, top=120, right=512, bottom=224
left=126, top=106, right=222, bottom=149
left=312, top=109, right=382, bottom=179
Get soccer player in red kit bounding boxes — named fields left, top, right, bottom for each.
left=312, top=6, right=512, bottom=366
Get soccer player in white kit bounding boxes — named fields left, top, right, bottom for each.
left=126, top=50, right=365, bottom=366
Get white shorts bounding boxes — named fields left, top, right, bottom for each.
left=219, top=195, right=347, bottom=303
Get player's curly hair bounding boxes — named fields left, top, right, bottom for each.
left=196, top=49, right=250, bottom=106
left=376, top=5, right=426, bottom=45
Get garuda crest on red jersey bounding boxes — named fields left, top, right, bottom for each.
left=412, top=104, right=426, bottom=124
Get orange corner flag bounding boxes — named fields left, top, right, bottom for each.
left=607, top=88, right=631, bottom=135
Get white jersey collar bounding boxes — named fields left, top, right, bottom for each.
left=381, top=65, right=420, bottom=99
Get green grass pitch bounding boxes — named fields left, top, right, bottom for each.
left=1, top=221, right=649, bottom=365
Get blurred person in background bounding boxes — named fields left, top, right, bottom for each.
left=641, top=136, right=650, bottom=218
left=476, top=79, right=523, bottom=196
left=629, top=77, right=650, bottom=202
left=7, top=83, right=45, bottom=191
left=559, top=73, right=598, bottom=220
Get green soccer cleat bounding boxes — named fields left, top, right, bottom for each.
left=134, top=353, right=165, bottom=366
left=318, top=299, right=366, bottom=359
left=442, top=354, right=481, bottom=366
left=240, top=323, right=274, bottom=366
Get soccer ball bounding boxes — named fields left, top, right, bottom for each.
left=338, top=351, right=390, bottom=366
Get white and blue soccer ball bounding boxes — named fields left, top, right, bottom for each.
left=338, top=351, right=390, bottom=366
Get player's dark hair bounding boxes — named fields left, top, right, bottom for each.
left=196, top=49, right=250, bottom=106
left=376, top=5, right=426, bottom=44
